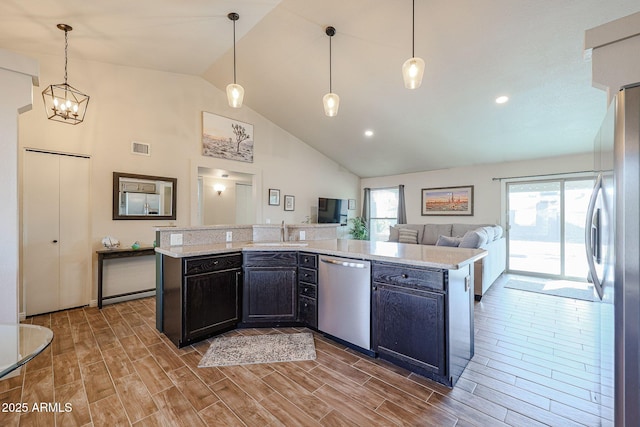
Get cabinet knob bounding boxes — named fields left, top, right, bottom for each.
left=304, top=288, right=308, bottom=292
left=304, top=257, right=308, bottom=262
left=52, top=240, right=58, bottom=243
left=214, top=260, right=219, bottom=265
left=304, top=303, right=308, bottom=307
left=401, top=273, right=408, bottom=279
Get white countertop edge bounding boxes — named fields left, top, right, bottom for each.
left=155, top=239, right=487, bottom=270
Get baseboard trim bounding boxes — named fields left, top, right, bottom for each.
left=19, top=312, right=26, bottom=321
left=89, top=300, right=97, bottom=308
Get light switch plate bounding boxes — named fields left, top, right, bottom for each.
left=299, top=230, right=306, bottom=240
left=170, top=233, right=183, bottom=246
left=226, top=231, right=233, bottom=242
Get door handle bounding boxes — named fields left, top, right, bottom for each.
left=52, top=240, right=58, bottom=243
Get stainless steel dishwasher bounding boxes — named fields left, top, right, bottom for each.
left=318, top=255, right=372, bottom=351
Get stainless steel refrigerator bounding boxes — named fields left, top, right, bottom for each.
left=586, top=82, right=640, bottom=425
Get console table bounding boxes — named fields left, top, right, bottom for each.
left=0, top=324, right=53, bottom=379
left=96, top=246, right=156, bottom=309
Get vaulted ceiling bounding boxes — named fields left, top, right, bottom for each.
left=2, top=0, right=639, bottom=177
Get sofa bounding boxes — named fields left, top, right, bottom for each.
left=388, top=223, right=506, bottom=300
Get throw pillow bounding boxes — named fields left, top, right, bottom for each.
left=388, top=226, right=400, bottom=242
left=398, top=228, right=419, bottom=244
left=435, top=235, right=461, bottom=247
left=459, top=229, right=489, bottom=249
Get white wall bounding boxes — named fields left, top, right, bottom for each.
left=15, top=51, right=360, bottom=305
left=361, top=153, right=594, bottom=226
left=0, top=49, right=38, bottom=323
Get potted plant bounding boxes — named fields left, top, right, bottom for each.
left=349, top=217, right=369, bottom=240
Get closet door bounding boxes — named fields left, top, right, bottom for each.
left=23, top=151, right=61, bottom=315
left=23, top=150, right=90, bottom=315
left=58, top=155, right=90, bottom=309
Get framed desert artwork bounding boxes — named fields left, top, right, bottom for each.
left=421, top=186, right=474, bottom=216
left=202, top=111, right=254, bottom=163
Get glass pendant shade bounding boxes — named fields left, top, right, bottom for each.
left=323, top=92, right=340, bottom=117
left=226, top=83, right=244, bottom=108
left=402, top=56, right=425, bottom=89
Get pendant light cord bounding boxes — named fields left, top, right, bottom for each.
left=329, top=35, right=332, bottom=93
left=233, top=18, right=237, bottom=84
left=412, top=0, right=415, bottom=58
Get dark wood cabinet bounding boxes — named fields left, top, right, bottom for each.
left=372, top=262, right=449, bottom=384
left=243, top=252, right=297, bottom=324
left=297, top=252, right=318, bottom=328
left=163, top=253, right=242, bottom=347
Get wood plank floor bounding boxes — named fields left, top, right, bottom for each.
left=1, top=274, right=613, bottom=426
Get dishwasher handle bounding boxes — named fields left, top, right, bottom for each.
left=321, top=258, right=367, bottom=269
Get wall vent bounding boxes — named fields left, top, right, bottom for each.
left=131, top=141, right=151, bottom=156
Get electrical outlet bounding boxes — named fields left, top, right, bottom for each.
left=170, top=233, right=183, bottom=246
left=226, top=231, right=233, bottom=242
left=299, top=230, right=306, bottom=241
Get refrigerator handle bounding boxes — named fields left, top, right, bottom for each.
left=585, top=173, right=603, bottom=299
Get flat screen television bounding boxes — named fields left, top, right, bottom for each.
left=318, top=197, right=348, bottom=226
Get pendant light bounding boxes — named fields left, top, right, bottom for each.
left=323, top=26, right=339, bottom=117
left=226, top=12, right=244, bottom=108
left=402, top=0, right=425, bottom=89
left=42, top=24, right=90, bottom=125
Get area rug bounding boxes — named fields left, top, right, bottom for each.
left=504, top=279, right=597, bottom=302
left=198, top=332, right=316, bottom=367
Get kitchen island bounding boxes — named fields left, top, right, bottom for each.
left=156, top=237, right=485, bottom=387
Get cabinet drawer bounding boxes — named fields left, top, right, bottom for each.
left=298, top=295, right=317, bottom=328
left=298, top=252, right=317, bottom=269
left=372, top=263, right=444, bottom=292
left=298, top=267, right=317, bottom=284
left=298, top=283, right=317, bottom=299
left=184, top=253, right=242, bottom=275
left=244, top=251, right=297, bottom=267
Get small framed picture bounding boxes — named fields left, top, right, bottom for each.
left=284, top=195, right=295, bottom=211
left=268, top=189, right=280, bottom=206
left=348, top=199, right=356, bottom=210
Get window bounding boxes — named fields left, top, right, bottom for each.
left=369, top=187, right=399, bottom=241
left=507, top=177, right=594, bottom=279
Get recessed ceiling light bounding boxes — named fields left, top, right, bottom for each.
left=364, top=130, right=374, bottom=137
left=495, top=95, right=509, bottom=104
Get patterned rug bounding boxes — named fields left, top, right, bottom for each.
left=504, top=279, right=597, bottom=302
left=198, top=332, right=316, bottom=367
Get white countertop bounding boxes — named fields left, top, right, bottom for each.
left=155, top=239, right=486, bottom=270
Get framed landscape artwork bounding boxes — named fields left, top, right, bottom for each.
left=421, top=186, right=474, bottom=216
left=202, top=111, right=254, bottom=163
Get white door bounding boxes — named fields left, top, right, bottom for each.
left=23, top=150, right=90, bottom=315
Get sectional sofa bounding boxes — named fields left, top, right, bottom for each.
left=388, top=223, right=506, bottom=300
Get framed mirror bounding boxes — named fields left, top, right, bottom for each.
left=113, top=172, right=177, bottom=220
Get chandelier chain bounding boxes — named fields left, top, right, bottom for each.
left=64, top=28, right=68, bottom=85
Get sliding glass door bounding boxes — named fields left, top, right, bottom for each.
left=507, top=178, right=594, bottom=279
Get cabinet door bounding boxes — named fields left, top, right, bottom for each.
left=373, top=283, right=446, bottom=377
left=184, top=269, right=241, bottom=341
left=243, top=267, right=297, bottom=322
